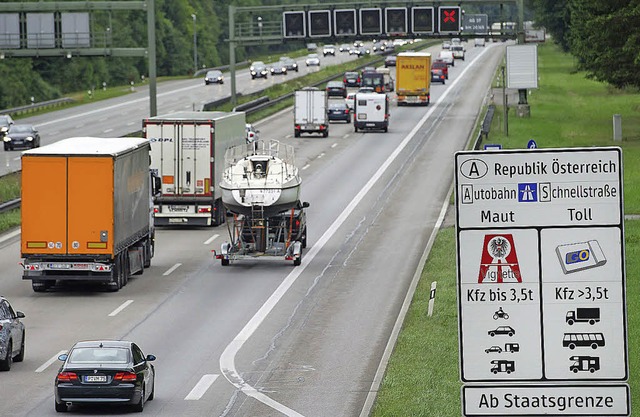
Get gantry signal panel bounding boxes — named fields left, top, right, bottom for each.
left=283, top=6, right=461, bottom=39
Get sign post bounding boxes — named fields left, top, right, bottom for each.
left=455, top=148, right=629, bottom=416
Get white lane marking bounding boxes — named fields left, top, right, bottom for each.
left=12, top=156, right=20, bottom=162
left=331, top=143, right=338, bottom=148
left=163, top=263, right=182, bottom=276
left=184, top=374, right=219, bottom=400
left=317, top=153, right=325, bottom=159
left=36, top=350, right=66, bottom=373
left=74, top=125, right=83, bottom=129
left=220, top=44, right=495, bottom=417
left=0, top=228, right=21, bottom=244
left=343, top=134, right=350, bottom=139
left=104, top=128, right=114, bottom=133
left=302, top=164, right=310, bottom=170
left=108, top=300, right=134, bottom=317
left=204, top=234, right=219, bottom=245
left=286, top=134, right=293, bottom=138
left=127, top=121, right=136, bottom=126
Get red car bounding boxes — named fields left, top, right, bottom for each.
left=431, top=60, right=449, bottom=80
left=431, top=68, right=446, bottom=84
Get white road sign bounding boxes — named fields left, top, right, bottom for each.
left=455, top=148, right=628, bottom=416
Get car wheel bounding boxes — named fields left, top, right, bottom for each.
left=3, top=143, right=8, bottom=151
left=301, top=228, right=307, bottom=249
left=221, top=258, right=229, bottom=266
left=354, top=126, right=358, bottom=132
left=133, top=386, right=145, bottom=412
left=14, top=331, right=25, bottom=362
left=0, top=340, right=12, bottom=371
left=293, top=253, right=302, bottom=266
left=55, top=400, right=68, bottom=413
left=148, top=374, right=155, bottom=400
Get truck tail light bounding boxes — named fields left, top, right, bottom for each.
left=57, top=371, right=78, bottom=382
left=198, top=207, right=211, bottom=213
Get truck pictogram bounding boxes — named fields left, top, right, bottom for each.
left=566, top=308, right=600, bottom=325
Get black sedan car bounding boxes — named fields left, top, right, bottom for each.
left=326, top=81, right=347, bottom=98
left=343, top=71, right=361, bottom=87
left=54, top=340, right=156, bottom=412
left=3, top=124, right=40, bottom=150
left=328, top=102, right=351, bottom=123
left=384, top=55, right=397, bottom=67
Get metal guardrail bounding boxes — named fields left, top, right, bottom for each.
left=2, top=97, right=75, bottom=117
left=473, top=104, right=496, bottom=150
left=0, top=198, right=20, bottom=214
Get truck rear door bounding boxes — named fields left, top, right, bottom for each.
left=21, top=156, right=68, bottom=255
left=67, top=156, right=114, bottom=255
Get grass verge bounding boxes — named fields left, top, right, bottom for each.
left=372, top=41, right=640, bottom=416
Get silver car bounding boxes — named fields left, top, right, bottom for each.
left=0, top=296, right=26, bottom=371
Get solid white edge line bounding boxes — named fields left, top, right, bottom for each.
left=36, top=350, right=66, bottom=373
left=359, top=188, right=452, bottom=417
left=0, top=227, right=20, bottom=244
left=217, top=45, right=495, bottom=417
left=204, top=234, right=220, bottom=245
left=302, top=164, right=310, bottom=170
left=185, top=374, right=219, bottom=400
left=108, top=300, right=134, bottom=317
left=163, top=263, right=182, bottom=276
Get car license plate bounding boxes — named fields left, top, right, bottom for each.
left=366, top=123, right=375, bottom=127
left=84, top=375, right=107, bottom=383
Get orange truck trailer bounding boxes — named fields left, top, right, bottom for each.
left=21, top=137, right=159, bottom=292
left=395, top=52, right=431, bottom=106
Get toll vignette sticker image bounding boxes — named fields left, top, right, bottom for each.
left=458, top=229, right=543, bottom=381
left=540, top=227, right=626, bottom=380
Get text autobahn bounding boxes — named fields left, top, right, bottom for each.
left=460, top=183, right=617, bottom=204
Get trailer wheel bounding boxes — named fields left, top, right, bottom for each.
left=294, top=131, right=300, bottom=138
left=301, top=228, right=307, bottom=249
left=354, top=126, right=358, bottom=132
left=293, top=255, right=301, bottom=266
left=221, top=258, right=229, bottom=266
left=322, top=131, right=329, bottom=138
left=32, top=280, right=49, bottom=292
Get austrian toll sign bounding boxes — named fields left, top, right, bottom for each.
left=455, top=148, right=629, bottom=416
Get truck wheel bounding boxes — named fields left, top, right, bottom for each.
left=143, top=239, right=152, bottom=268
left=293, top=254, right=302, bottom=266
left=323, top=131, right=328, bottom=138
left=301, top=228, right=307, bottom=248
left=383, top=127, right=388, bottom=133
left=32, top=280, right=49, bottom=292
left=354, top=126, right=358, bottom=132
left=294, top=131, right=300, bottom=138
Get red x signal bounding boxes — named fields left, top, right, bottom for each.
left=444, top=10, right=456, bottom=23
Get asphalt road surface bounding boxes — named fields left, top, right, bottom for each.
left=0, top=41, right=507, bottom=416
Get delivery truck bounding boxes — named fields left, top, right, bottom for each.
left=21, top=137, right=159, bottom=292
left=294, top=87, right=329, bottom=137
left=143, top=111, right=246, bottom=226
left=395, top=52, right=431, bottom=106
left=353, top=92, right=390, bottom=132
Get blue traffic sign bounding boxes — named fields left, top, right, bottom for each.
left=527, top=139, right=537, bottom=149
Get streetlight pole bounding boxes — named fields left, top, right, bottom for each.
left=257, top=16, right=263, bottom=38
left=191, top=14, right=197, bottom=74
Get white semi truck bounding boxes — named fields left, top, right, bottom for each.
left=143, top=111, right=246, bottom=226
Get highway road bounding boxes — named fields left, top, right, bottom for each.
left=0, top=41, right=507, bottom=416
left=0, top=47, right=367, bottom=177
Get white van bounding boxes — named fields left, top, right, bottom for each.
left=437, top=50, right=455, bottom=66
left=475, top=38, right=486, bottom=47
left=353, top=93, right=390, bottom=133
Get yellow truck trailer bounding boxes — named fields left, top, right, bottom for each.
left=21, top=137, right=159, bottom=292
left=395, top=52, right=431, bottom=106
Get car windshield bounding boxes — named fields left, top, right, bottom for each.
left=9, top=125, right=32, bottom=133
left=328, top=82, right=342, bottom=87
left=69, top=347, right=129, bottom=364
left=329, top=103, right=346, bottom=110
left=207, top=71, right=221, bottom=77
left=308, top=54, right=318, bottom=58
